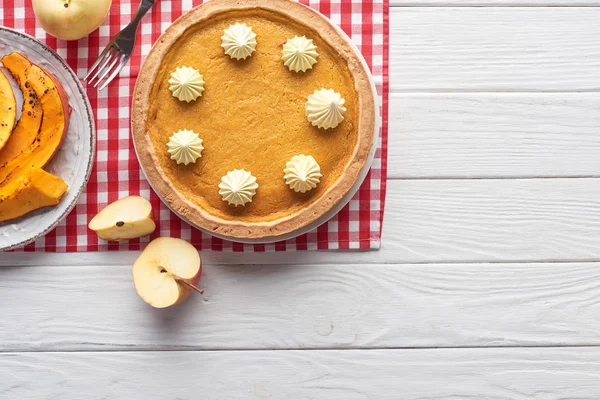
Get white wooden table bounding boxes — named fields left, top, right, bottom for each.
left=2, top=1, right=600, bottom=398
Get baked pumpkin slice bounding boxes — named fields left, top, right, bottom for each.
left=0, top=52, right=44, bottom=164
left=0, top=56, right=70, bottom=185
left=0, top=69, right=17, bottom=152
left=0, top=167, right=67, bottom=222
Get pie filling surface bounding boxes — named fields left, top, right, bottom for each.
left=146, top=9, right=360, bottom=223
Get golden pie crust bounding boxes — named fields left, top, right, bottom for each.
left=132, top=0, right=376, bottom=239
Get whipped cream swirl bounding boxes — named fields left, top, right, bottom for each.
left=305, top=88, right=347, bottom=130
left=281, top=36, right=319, bottom=73
left=221, top=23, right=257, bottom=60
left=167, top=129, right=204, bottom=165
left=168, top=66, right=205, bottom=103
left=284, top=155, right=322, bottom=193
left=219, top=169, right=259, bottom=207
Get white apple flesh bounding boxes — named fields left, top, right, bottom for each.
left=88, top=196, right=156, bottom=241
left=32, top=0, right=112, bottom=41
left=133, top=237, right=203, bottom=309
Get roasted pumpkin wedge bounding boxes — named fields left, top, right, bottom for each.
left=0, top=58, right=70, bottom=185
left=0, top=167, right=67, bottom=222
left=0, top=69, right=17, bottom=153
left=0, top=52, right=43, bottom=165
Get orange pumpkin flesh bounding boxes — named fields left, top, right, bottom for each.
left=0, top=59, right=71, bottom=185
left=0, top=52, right=71, bottom=222
left=0, top=69, right=17, bottom=153
left=0, top=52, right=43, bottom=164
left=0, top=167, right=67, bottom=222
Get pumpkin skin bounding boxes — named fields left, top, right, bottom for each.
left=0, top=56, right=71, bottom=185
left=0, top=69, right=17, bottom=152
left=0, top=52, right=44, bottom=165
left=0, top=167, right=67, bottom=222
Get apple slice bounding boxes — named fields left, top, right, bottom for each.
left=132, top=237, right=203, bottom=309
left=88, top=196, right=156, bottom=241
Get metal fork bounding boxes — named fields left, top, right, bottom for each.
left=85, top=0, right=156, bottom=90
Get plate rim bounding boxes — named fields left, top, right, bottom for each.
left=0, top=27, right=96, bottom=252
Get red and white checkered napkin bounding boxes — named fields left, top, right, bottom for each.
left=3, top=0, right=389, bottom=252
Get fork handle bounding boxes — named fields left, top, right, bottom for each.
left=121, top=0, right=157, bottom=39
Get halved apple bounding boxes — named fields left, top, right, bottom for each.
left=0, top=69, right=17, bottom=153
left=133, top=237, right=203, bottom=309
left=32, top=0, right=112, bottom=41
left=89, top=196, right=156, bottom=241
left=0, top=52, right=44, bottom=165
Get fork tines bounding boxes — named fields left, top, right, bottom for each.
left=85, top=43, right=130, bottom=91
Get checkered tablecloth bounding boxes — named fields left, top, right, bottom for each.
left=3, top=0, right=389, bottom=252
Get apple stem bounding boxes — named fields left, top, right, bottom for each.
left=179, top=279, right=204, bottom=295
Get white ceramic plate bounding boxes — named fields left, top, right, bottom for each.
left=139, top=14, right=381, bottom=244
left=0, top=28, right=95, bottom=251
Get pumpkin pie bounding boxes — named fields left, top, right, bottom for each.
left=132, top=0, right=376, bottom=239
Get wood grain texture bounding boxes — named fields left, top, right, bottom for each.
left=2, top=179, right=600, bottom=265
left=2, top=4, right=600, bottom=399
left=2, top=348, right=600, bottom=399
left=389, top=93, right=600, bottom=178
left=384, top=179, right=600, bottom=262
left=390, top=7, right=600, bottom=91
left=2, top=262, right=600, bottom=351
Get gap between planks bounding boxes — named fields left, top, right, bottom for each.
left=3, top=255, right=600, bottom=267
left=4, top=344, right=600, bottom=354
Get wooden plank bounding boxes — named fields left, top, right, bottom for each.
left=2, top=179, right=600, bottom=265
left=390, top=7, right=600, bottom=91
left=384, top=178, right=600, bottom=262
left=2, top=262, right=600, bottom=351
left=2, top=348, right=600, bottom=399
left=389, top=93, right=600, bottom=178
